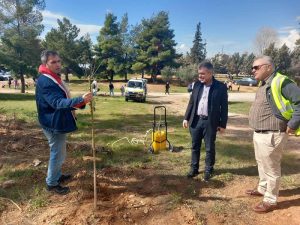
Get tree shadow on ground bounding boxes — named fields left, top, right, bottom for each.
left=79, top=167, right=229, bottom=203
left=215, top=166, right=258, bottom=176
left=280, top=187, right=300, bottom=197
left=277, top=198, right=300, bottom=210
left=0, top=93, right=35, bottom=101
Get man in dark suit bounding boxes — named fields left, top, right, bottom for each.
left=183, top=61, right=228, bottom=181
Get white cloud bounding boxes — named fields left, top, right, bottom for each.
left=278, top=29, right=300, bottom=49
left=278, top=26, right=295, bottom=34
left=77, top=24, right=101, bottom=37
left=42, top=10, right=65, bottom=26
left=176, top=43, right=190, bottom=54
left=41, top=10, right=101, bottom=39
left=296, top=16, right=300, bottom=21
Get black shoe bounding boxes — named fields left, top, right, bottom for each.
left=57, top=174, right=72, bottom=184
left=47, top=184, right=70, bottom=195
left=203, top=172, right=213, bottom=182
left=187, top=170, right=199, bottom=179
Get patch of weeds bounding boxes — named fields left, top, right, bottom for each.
left=29, top=186, right=48, bottom=211
left=185, top=183, right=198, bottom=197
left=167, top=192, right=183, bottom=210
left=195, top=214, right=207, bottom=225
left=130, top=161, right=144, bottom=168
left=215, top=172, right=234, bottom=182
left=0, top=201, right=7, bottom=213
left=71, top=149, right=86, bottom=158
left=281, top=175, right=300, bottom=188
left=211, top=200, right=228, bottom=215
left=2, top=168, right=35, bottom=180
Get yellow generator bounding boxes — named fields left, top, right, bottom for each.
left=149, top=106, right=173, bottom=153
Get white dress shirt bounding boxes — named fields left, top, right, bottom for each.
left=197, top=85, right=210, bottom=116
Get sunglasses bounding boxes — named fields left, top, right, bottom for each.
left=251, top=64, right=268, bottom=71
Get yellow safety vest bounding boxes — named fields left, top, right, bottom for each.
left=271, top=72, right=300, bottom=136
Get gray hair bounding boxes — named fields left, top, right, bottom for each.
left=198, top=61, right=214, bottom=71
left=41, top=50, right=59, bottom=64
left=254, top=55, right=275, bottom=69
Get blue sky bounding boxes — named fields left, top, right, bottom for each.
left=41, top=0, right=300, bottom=57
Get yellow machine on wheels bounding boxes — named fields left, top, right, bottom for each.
left=149, top=106, right=173, bottom=153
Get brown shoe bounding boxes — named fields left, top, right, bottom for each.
left=245, top=189, right=264, bottom=196
left=253, top=201, right=277, bottom=213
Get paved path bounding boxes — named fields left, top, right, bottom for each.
left=148, top=92, right=255, bottom=102
left=0, top=88, right=255, bottom=102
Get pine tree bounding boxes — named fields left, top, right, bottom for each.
left=43, top=18, right=84, bottom=81
left=132, top=11, right=180, bottom=81
left=0, top=0, right=45, bottom=93
left=120, top=13, right=135, bottom=81
left=276, top=44, right=291, bottom=74
left=190, top=22, right=206, bottom=64
left=95, top=13, right=123, bottom=81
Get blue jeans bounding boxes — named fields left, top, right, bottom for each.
left=110, top=89, right=114, bottom=96
left=43, top=129, right=67, bottom=186
left=189, top=116, right=217, bottom=173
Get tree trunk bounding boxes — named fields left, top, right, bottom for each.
left=20, top=73, right=25, bottom=93
left=141, top=70, right=144, bottom=79
left=125, top=72, right=128, bottom=82
left=151, top=73, right=155, bottom=83
left=110, top=71, right=113, bottom=82
left=65, top=73, right=69, bottom=82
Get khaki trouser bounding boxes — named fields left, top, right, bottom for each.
left=253, top=131, right=288, bottom=204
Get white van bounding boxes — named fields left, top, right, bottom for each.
left=125, top=79, right=147, bottom=102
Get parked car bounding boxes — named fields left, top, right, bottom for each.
left=125, top=78, right=147, bottom=102
left=234, top=77, right=258, bottom=86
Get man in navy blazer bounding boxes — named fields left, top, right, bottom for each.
left=183, top=61, right=228, bottom=181
left=36, top=50, right=93, bottom=195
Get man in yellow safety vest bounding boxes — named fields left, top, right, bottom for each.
left=247, top=55, right=300, bottom=213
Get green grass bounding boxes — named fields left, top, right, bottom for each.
left=1, top=92, right=300, bottom=212
left=0, top=93, right=37, bottom=122
left=228, top=101, right=252, bottom=115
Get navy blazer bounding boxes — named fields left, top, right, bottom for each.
left=35, top=74, right=84, bottom=134
left=184, top=78, right=228, bottom=130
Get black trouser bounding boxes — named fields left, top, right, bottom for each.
left=189, top=116, right=217, bottom=174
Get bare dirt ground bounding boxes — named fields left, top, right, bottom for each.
left=0, top=93, right=299, bottom=225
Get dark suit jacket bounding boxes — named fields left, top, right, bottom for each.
left=184, top=77, right=228, bottom=130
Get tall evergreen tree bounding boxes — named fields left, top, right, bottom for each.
left=276, top=44, right=291, bottom=74
left=190, top=22, right=206, bottom=64
left=120, top=13, right=135, bottom=81
left=43, top=18, right=85, bottom=81
left=263, top=43, right=278, bottom=62
left=291, top=39, right=300, bottom=83
left=132, top=11, right=180, bottom=81
left=0, top=0, right=45, bottom=93
left=95, top=12, right=123, bottom=81
left=264, top=43, right=292, bottom=75
left=227, top=52, right=243, bottom=76
left=211, top=53, right=230, bottom=74
left=240, top=53, right=255, bottom=75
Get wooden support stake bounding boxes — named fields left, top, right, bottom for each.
left=89, top=75, right=97, bottom=210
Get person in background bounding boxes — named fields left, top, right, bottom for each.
left=109, top=82, right=114, bottom=96
left=8, top=77, right=12, bottom=88
left=120, top=84, right=125, bottom=96
left=92, top=79, right=98, bottom=96
left=14, top=78, right=18, bottom=89
left=165, top=81, right=170, bottom=95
